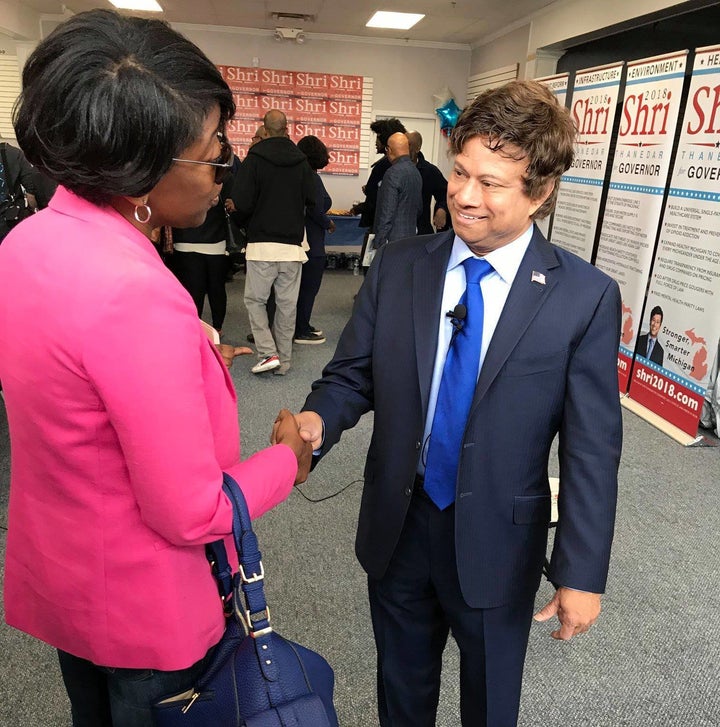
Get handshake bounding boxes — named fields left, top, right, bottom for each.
left=271, top=409, right=324, bottom=485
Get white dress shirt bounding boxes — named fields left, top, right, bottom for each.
left=418, top=225, right=534, bottom=473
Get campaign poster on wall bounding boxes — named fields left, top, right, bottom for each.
left=535, top=73, right=570, bottom=238
left=218, top=65, right=365, bottom=175
left=593, top=51, right=688, bottom=392
left=549, top=63, right=623, bottom=262
left=627, top=45, right=720, bottom=436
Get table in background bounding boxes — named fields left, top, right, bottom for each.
left=326, top=215, right=364, bottom=253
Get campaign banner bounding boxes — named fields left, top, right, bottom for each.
left=535, top=73, right=570, bottom=238
left=549, top=63, right=623, bottom=262
left=535, top=72, right=569, bottom=107
left=229, top=95, right=363, bottom=126
left=219, top=66, right=363, bottom=100
left=627, top=45, right=720, bottom=435
left=218, top=65, right=364, bottom=174
left=593, top=51, right=688, bottom=392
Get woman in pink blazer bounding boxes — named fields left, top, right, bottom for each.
left=0, top=10, right=310, bottom=726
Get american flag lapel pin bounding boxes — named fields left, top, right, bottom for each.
left=531, top=271, right=546, bottom=285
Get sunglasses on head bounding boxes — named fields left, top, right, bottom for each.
left=172, top=133, right=234, bottom=184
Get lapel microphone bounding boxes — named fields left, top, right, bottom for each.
left=446, top=304, right=467, bottom=338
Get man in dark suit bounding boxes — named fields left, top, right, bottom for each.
left=635, top=304, right=664, bottom=365
left=353, top=117, right=407, bottom=230
left=0, top=141, right=39, bottom=243
left=282, top=81, right=622, bottom=726
left=372, top=133, right=422, bottom=248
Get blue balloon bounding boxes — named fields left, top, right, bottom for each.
left=435, top=98, right=461, bottom=131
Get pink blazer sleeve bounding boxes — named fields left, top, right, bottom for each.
left=81, top=264, right=296, bottom=544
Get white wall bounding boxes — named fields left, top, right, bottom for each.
left=528, top=0, right=689, bottom=51
left=471, top=0, right=692, bottom=80
left=175, top=26, right=471, bottom=209
left=469, top=25, right=531, bottom=77
left=0, top=34, right=16, bottom=53
left=0, top=0, right=37, bottom=40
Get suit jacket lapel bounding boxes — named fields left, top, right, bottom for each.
left=413, top=232, right=454, bottom=421
left=472, top=229, right=560, bottom=408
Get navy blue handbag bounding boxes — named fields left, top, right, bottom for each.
left=153, top=474, right=338, bottom=727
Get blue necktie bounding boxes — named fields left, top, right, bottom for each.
left=424, top=257, right=494, bottom=510
left=647, top=338, right=654, bottom=359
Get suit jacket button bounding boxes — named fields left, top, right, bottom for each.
left=404, top=487, right=412, bottom=497
left=415, top=441, right=421, bottom=450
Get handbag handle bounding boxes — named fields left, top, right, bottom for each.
left=197, top=476, right=324, bottom=709
left=206, top=474, right=274, bottom=641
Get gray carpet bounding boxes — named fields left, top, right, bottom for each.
left=1, top=268, right=719, bottom=726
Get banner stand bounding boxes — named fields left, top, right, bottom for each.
left=620, top=396, right=706, bottom=446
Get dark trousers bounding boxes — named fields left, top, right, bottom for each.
left=57, top=647, right=215, bottom=727
left=171, top=251, right=228, bottom=330
left=368, top=489, right=535, bottom=727
left=295, top=256, right=325, bottom=336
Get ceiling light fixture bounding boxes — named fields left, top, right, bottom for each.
left=274, top=27, right=306, bottom=44
left=366, top=11, right=425, bottom=30
left=109, top=0, right=163, bottom=11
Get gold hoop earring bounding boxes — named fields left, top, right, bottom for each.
left=133, top=203, right=152, bottom=224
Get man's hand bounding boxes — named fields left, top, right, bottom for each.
left=271, top=410, right=324, bottom=452
left=433, top=208, right=447, bottom=230
left=272, top=409, right=312, bottom=484
left=533, top=587, right=602, bottom=640
left=216, top=344, right=252, bottom=369
left=295, top=411, right=324, bottom=450
left=328, top=220, right=336, bottom=234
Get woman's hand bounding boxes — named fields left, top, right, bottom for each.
left=273, top=409, right=312, bottom=484
left=216, top=344, right=252, bottom=368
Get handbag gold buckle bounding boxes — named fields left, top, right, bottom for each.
left=239, top=605, right=273, bottom=638
left=239, top=561, right=265, bottom=583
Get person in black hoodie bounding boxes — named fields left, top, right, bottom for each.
left=231, top=109, right=314, bottom=375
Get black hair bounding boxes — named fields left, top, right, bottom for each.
left=14, top=9, right=235, bottom=205
left=650, top=305, right=664, bottom=321
left=369, top=118, right=407, bottom=147
left=297, top=135, right=330, bottom=170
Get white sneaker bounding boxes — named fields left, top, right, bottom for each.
left=251, top=354, right=280, bottom=374
left=294, top=332, right=326, bottom=345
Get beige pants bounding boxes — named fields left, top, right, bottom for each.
left=244, top=260, right=302, bottom=365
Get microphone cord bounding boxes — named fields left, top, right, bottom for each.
left=293, top=477, right=363, bottom=503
